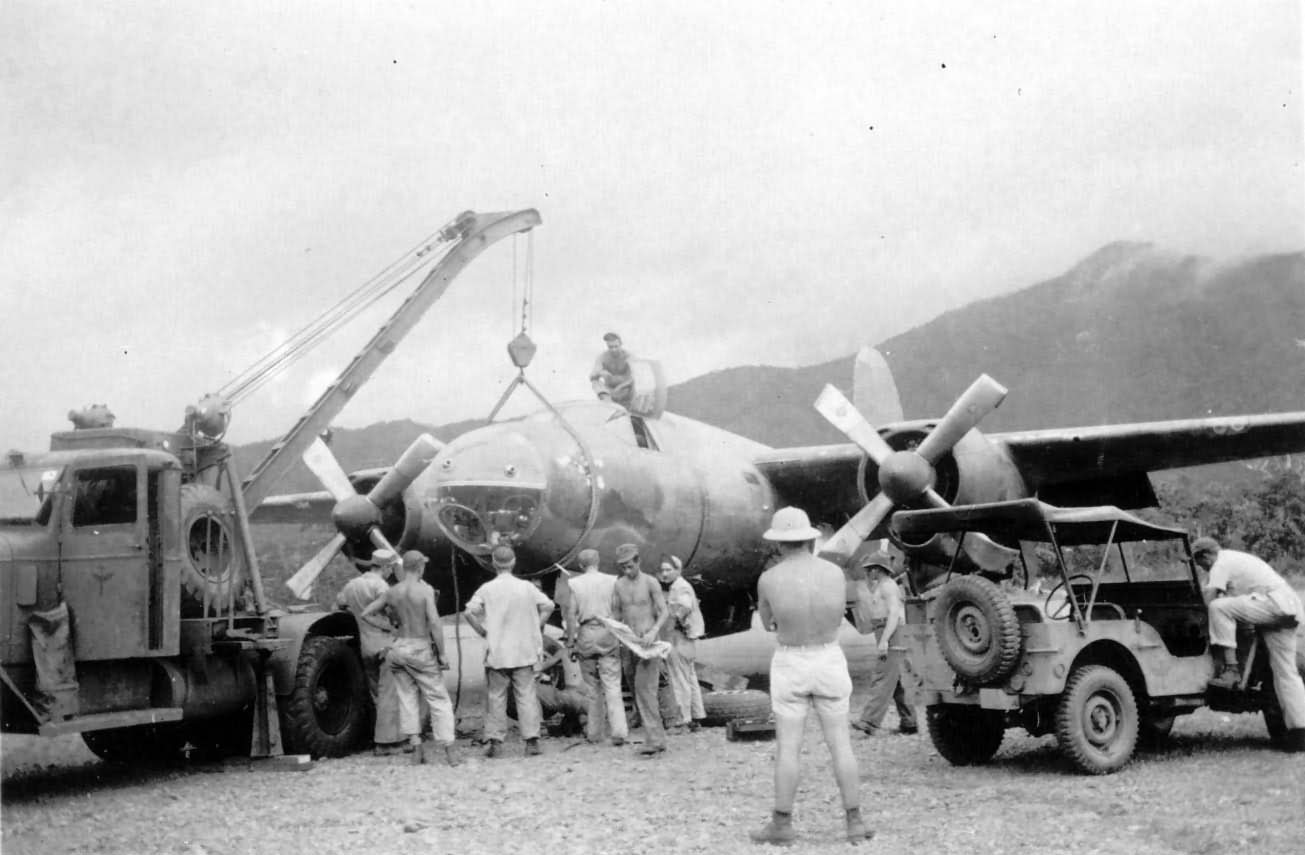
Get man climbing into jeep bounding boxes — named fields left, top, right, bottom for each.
left=1193, top=537, right=1305, bottom=752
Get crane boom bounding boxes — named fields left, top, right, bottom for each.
left=240, top=208, right=542, bottom=509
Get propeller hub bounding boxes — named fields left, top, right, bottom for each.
left=878, top=450, right=934, bottom=503
left=332, top=494, right=382, bottom=539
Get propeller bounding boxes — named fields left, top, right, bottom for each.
left=815, top=376, right=1018, bottom=570
left=284, top=433, right=443, bottom=599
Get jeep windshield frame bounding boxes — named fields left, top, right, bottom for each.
left=891, top=498, right=1200, bottom=632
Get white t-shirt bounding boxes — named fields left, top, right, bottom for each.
left=466, top=575, right=554, bottom=670
left=1206, top=549, right=1287, bottom=597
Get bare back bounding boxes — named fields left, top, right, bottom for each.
left=386, top=577, right=440, bottom=641
left=758, top=551, right=846, bottom=647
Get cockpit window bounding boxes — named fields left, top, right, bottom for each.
left=72, top=466, right=138, bottom=527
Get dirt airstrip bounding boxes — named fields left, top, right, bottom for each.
left=4, top=685, right=1303, bottom=855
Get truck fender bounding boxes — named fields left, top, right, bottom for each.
left=266, top=610, right=360, bottom=697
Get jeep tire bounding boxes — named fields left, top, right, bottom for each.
left=281, top=635, right=368, bottom=757
left=932, top=575, right=1022, bottom=685
left=925, top=704, right=1004, bottom=765
left=1055, top=664, right=1138, bottom=774
left=701, top=689, right=771, bottom=726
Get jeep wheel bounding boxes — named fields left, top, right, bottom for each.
left=281, top=635, right=368, bottom=757
left=925, top=704, right=1004, bottom=765
left=1055, top=664, right=1138, bottom=774
left=83, top=722, right=189, bottom=766
left=933, top=575, right=1022, bottom=685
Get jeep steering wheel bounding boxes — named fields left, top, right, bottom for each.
left=1045, top=574, right=1094, bottom=620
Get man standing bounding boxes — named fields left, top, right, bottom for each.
left=1193, top=537, right=1305, bottom=752
left=752, top=507, right=872, bottom=845
left=360, top=550, right=460, bottom=766
left=465, top=545, right=555, bottom=758
left=336, top=548, right=403, bottom=754
left=564, top=548, right=629, bottom=746
left=657, top=554, right=706, bottom=730
left=611, top=543, right=669, bottom=756
left=590, top=331, right=635, bottom=407
left=849, top=548, right=917, bottom=737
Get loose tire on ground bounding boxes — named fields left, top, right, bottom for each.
left=932, top=575, right=1023, bottom=685
left=281, top=635, right=368, bottom=757
left=178, top=483, right=247, bottom=616
left=701, top=689, right=771, bottom=726
left=925, top=704, right=1004, bottom=765
left=1055, top=664, right=1138, bottom=774
left=82, top=722, right=189, bottom=766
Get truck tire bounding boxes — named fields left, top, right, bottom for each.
left=933, top=575, right=1022, bottom=685
left=701, top=689, right=772, bottom=726
left=82, top=722, right=189, bottom=765
left=281, top=635, right=368, bottom=757
left=925, top=704, right=1004, bottom=765
left=178, top=483, right=247, bottom=616
left=1055, top=664, right=1138, bottom=774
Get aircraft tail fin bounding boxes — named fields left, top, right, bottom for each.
left=852, top=346, right=903, bottom=425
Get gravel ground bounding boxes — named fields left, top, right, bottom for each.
left=4, top=693, right=1303, bottom=855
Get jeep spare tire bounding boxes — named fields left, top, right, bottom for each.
left=701, top=689, right=771, bottom=726
left=178, top=483, right=248, bottom=616
left=933, top=575, right=1022, bottom=685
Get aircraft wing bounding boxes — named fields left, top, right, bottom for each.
left=752, top=443, right=867, bottom=523
left=993, top=411, right=1305, bottom=490
left=248, top=490, right=336, bottom=524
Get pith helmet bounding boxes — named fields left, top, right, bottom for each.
left=1191, top=537, right=1221, bottom=558
left=615, top=543, right=640, bottom=564
left=763, top=507, right=822, bottom=542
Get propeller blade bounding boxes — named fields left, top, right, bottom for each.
left=914, top=375, right=1008, bottom=464
left=285, top=532, right=346, bottom=600
left=818, top=493, right=896, bottom=562
left=367, top=527, right=398, bottom=554
left=852, top=347, right=903, bottom=425
left=814, top=385, right=895, bottom=464
left=367, top=433, right=443, bottom=506
left=302, top=438, right=358, bottom=502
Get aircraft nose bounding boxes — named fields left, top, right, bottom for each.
left=429, top=432, right=547, bottom=556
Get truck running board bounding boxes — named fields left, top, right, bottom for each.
left=39, top=707, right=184, bottom=737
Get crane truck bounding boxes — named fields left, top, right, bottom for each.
left=0, top=209, right=541, bottom=763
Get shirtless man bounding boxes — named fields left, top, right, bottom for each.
left=611, top=543, right=669, bottom=756
left=751, top=507, right=871, bottom=845
left=361, top=550, right=460, bottom=766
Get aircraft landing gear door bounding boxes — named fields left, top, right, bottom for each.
left=58, top=458, right=159, bottom=660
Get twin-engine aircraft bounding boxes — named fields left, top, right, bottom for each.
left=257, top=347, right=1305, bottom=638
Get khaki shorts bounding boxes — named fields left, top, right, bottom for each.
left=769, top=642, right=852, bottom=720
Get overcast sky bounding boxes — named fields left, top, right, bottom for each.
left=3, top=2, right=1302, bottom=453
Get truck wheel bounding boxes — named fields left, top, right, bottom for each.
left=178, top=484, right=247, bottom=616
left=925, top=704, right=1004, bottom=765
left=933, top=575, right=1022, bottom=685
left=1055, top=664, right=1138, bottom=774
left=701, top=689, right=772, bottom=726
left=82, top=723, right=189, bottom=765
left=281, top=635, right=368, bottom=757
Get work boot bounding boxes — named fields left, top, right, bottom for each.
left=687, top=720, right=702, bottom=732
left=845, top=808, right=876, bottom=844
left=485, top=739, right=502, bottom=759
left=611, top=736, right=626, bottom=747
left=1207, top=664, right=1241, bottom=691
left=749, top=811, right=796, bottom=846
left=638, top=743, right=666, bottom=757
left=525, top=737, right=541, bottom=756
left=443, top=743, right=462, bottom=766
left=372, top=742, right=402, bottom=757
